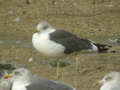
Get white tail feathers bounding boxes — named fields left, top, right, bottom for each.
left=92, top=43, right=112, bottom=52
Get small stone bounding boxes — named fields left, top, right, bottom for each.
left=28, top=57, right=33, bottom=62
left=26, top=0, right=30, bottom=4
left=8, top=10, right=13, bottom=15
left=73, top=2, right=77, bottom=6
left=13, top=17, right=20, bottom=22
left=15, top=40, right=21, bottom=44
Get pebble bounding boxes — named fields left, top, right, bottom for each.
left=13, top=17, right=20, bottom=22
left=15, top=40, right=21, bottom=44
left=8, top=10, right=13, bottom=15
left=28, top=57, right=33, bottom=62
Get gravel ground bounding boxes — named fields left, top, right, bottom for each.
left=0, top=0, right=120, bottom=90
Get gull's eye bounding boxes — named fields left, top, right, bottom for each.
left=105, top=76, right=112, bottom=81
left=42, top=25, right=48, bottom=30
left=14, top=71, right=20, bottom=75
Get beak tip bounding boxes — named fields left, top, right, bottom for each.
left=3, top=74, right=12, bottom=79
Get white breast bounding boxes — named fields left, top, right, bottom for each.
left=32, top=30, right=65, bottom=57
left=91, top=43, right=98, bottom=52
left=100, top=82, right=119, bottom=90
left=100, top=84, right=111, bottom=90
left=12, top=81, right=29, bottom=90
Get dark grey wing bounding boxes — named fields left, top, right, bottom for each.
left=50, top=30, right=92, bottom=54
left=51, top=81, right=75, bottom=90
left=26, top=77, right=74, bottom=90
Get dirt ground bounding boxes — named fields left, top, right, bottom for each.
left=0, top=0, right=120, bottom=90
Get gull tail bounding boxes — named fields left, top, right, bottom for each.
left=93, top=43, right=114, bottom=53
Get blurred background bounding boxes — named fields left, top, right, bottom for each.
left=0, top=0, right=120, bottom=90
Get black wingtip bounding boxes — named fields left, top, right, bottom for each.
left=94, top=43, right=113, bottom=53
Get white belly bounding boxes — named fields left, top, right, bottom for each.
left=12, top=81, right=27, bottom=90
left=100, top=83, right=113, bottom=90
left=32, top=33, right=65, bottom=57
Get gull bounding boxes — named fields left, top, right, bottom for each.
left=98, top=72, right=120, bottom=90
left=32, top=22, right=111, bottom=57
left=5, top=68, right=76, bottom=90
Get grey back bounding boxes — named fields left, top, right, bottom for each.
left=27, top=76, right=74, bottom=90
left=50, top=30, right=92, bottom=54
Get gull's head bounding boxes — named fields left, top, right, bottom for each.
left=5, top=68, right=31, bottom=82
left=35, top=22, right=53, bottom=33
left=99, top=72, right=120, bottom=86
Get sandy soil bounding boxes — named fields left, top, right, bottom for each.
left=0, top=0, right=120, bottom=90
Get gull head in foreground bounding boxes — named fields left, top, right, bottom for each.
left=10, top=68, right=31, bottom=82
left=99, top=72, right=120, bottom=90
left=5, top=68, right=76, bottom=90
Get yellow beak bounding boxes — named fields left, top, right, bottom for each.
left=33, top=30, right=38, bottom=33
left=4, top=74, right=12, bottom=79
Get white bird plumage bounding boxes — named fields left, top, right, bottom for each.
left=10, top=68, right=31, bottom=90
left=32, top=22, right=112, bottom=57
left=32, top=22, right=65, bottom=56
left=99, top=72, right=120, bottom=90
left=8, top=68, right=76, bottom=90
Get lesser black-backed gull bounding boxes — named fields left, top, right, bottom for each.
left=32, top=22, right=111, bottom=57
left=98, top=72, right=120, bottom=90
left=5, top=68, right=76, bottom=90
